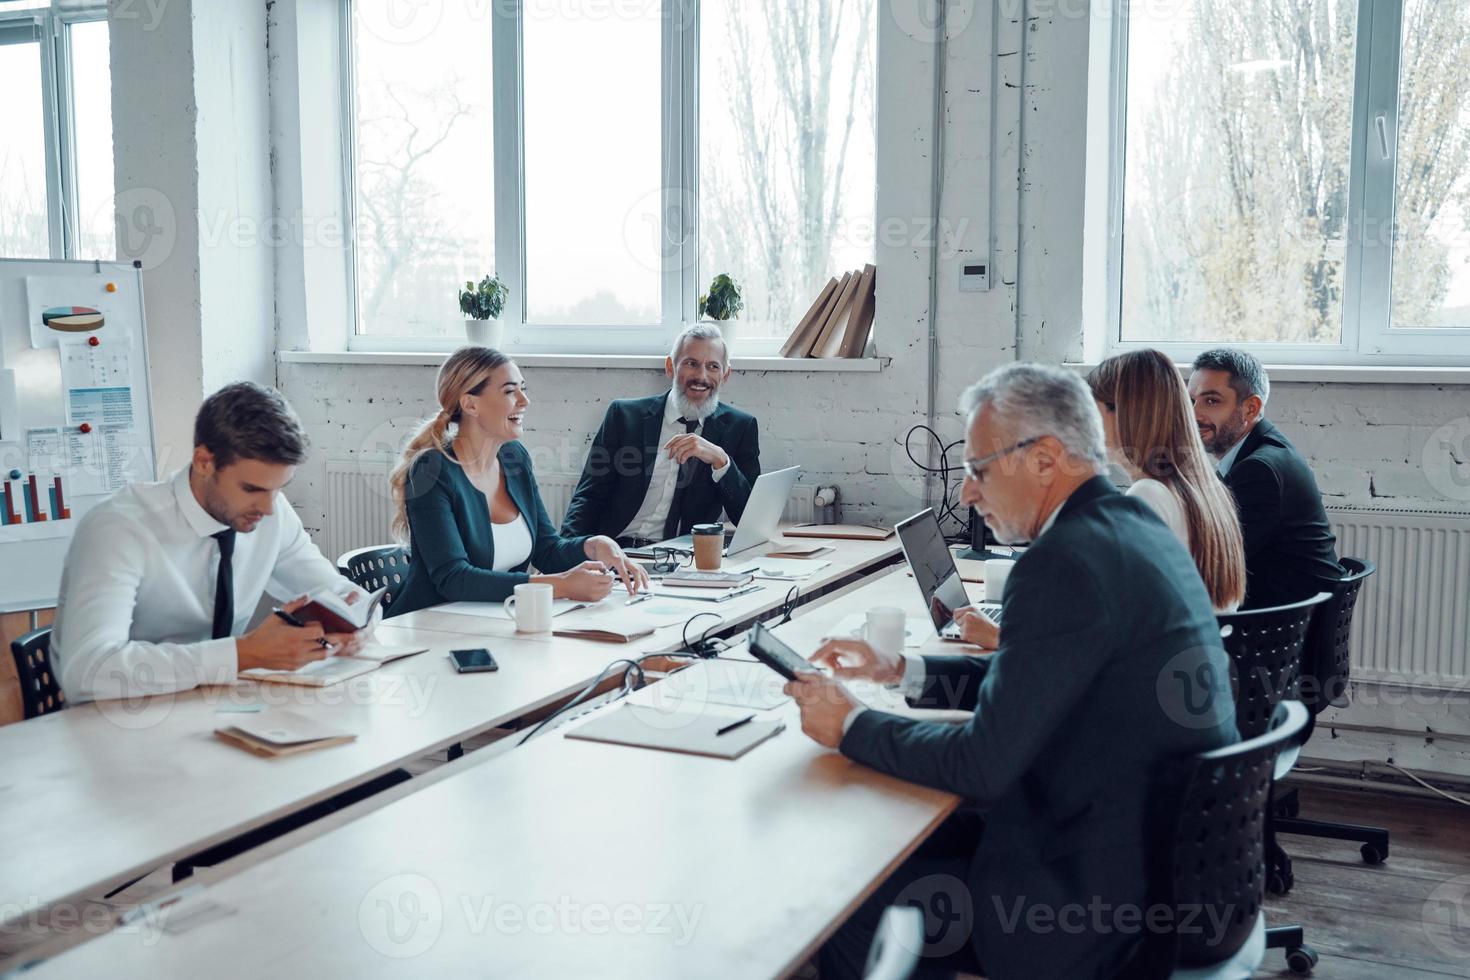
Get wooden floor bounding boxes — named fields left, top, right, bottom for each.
left=1260, top=781, right=1470, bottom=979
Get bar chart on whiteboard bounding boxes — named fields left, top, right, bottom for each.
left=0, top=259, right=158, bottom=610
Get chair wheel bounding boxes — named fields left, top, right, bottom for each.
left=1286, top=945, right=1318, bottom=975
left=1361, top=842, right=1387, bottom=864
left=1267, top=870, right=1294, bottom=896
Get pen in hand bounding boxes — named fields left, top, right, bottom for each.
left=273, top=608, right=333, bottom=649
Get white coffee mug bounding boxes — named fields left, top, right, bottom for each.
left=502, top=582, right=554, bottom=633
left=861, top=605, right=907, bottom=656
left=984, top=559, right=1017, bottom=602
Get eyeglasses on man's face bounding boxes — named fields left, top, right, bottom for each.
left=961, top=436, right=1040, bottom=481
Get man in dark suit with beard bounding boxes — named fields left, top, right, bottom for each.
left=1189, top=348, right=1341, bottom=609
left=560, top=324, right=760, bottom=546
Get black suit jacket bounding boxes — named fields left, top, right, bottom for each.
left=559, top=393, right=760, bottom=539
left=842, top=477, right=1238, bottom=980
left=1223, top=418, right=1341, bottom=610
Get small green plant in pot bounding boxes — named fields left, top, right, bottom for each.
left=698, top=273, right=743, bottom=348
left=460, top=275, right=510, bottom=347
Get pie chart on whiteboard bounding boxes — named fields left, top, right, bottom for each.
left=41, top=306, right=104, bottom=331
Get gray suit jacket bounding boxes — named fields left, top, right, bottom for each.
left=842, top=476, right=1238, bottom=980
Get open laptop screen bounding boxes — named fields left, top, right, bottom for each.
left=896, top=509, right=972, bottom=632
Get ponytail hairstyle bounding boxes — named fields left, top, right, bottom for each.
left=1088, top=349, right=1246, bottom=611
left=389, top=346, right=511, bottom=542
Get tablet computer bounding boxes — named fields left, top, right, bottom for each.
left=747, top=622, right=821, bottom=681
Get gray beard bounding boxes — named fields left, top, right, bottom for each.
left=672, top=385, right=720, bottom=421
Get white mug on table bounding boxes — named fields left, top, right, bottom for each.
left=860, top=606, right=907, bottom=656
left=503, top=582, right=554, bottom=633
left=984, top=559, right=1016, bottom=603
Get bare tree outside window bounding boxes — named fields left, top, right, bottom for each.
left=700, top=0, right=877, bottom=332
left=353, top=6, right=493, bottom=336
left=1121, top=0, right=1470, bottom=344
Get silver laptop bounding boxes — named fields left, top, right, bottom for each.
left=895, top=508, right=1002, bottom=641
left=658, top=465, right=803, bottom=558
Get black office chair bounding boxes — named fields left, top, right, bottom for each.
left=1214, top=592, right=1328, bottom=970
left=1217, top=593, right=1329, bottom=739
left=862, top=905, right=925, bottom=980
left=337, top=544, right=411, bottom=606
left=10, top=627, right=63, bottom=719
left=1274, top=559, right=1389, bottom=865
left=1136, top=700, right=1315, bottom=978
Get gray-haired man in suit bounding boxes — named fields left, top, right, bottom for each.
left=786, top=363, right=1238, bottom=980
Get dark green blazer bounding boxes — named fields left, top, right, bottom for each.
left=385, top=443, right=590, bottom=617
left=841, top=476, right=1238, bottom=980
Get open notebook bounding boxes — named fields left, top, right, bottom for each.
left=238, top=643, right=427, bottom=687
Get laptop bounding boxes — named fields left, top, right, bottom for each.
left=657, top=465, right=803, bottom=558
left=895, top=507, right=1002, bottom=641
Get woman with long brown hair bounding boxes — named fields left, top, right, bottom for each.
left=385, top=347, right=647, bottom=617
left=1088, top=349, right=1245, bottom=612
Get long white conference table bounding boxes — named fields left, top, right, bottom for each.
left=0, top=531, right=900, bottom=953
left=20, top=565, right=976, bottom=978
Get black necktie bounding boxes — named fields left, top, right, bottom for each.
left=211, top=528, right=236, bottom=639
left=663, top=417, right=701, bottom=540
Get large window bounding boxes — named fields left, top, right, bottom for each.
left=0, top=3, right=114, bottom=262
left=1111, top=0, right=1470, bottom=363
left=346, top=0, right=877, bottom=351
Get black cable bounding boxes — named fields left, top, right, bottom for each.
left=777, top=584, right=800, bottom=624
left=904, top=423, right=972, bottom=543
left=680, top=611, right=724, bottom=657
left=516, top=657, right=645, bottom=746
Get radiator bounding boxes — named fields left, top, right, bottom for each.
left=323, top=458, right=396, bottom=564
left=320, top=465, right=813, bottom=563
left=1327, top=506, right=1470, bottom=686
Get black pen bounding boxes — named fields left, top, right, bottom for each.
left=715, top=713, right=756, bottom=736
left=273, top=608, right=332, bottom=649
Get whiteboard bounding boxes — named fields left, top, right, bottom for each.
left=0, top=259, right=157, bottom=613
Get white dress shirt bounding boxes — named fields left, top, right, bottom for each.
left=1215, top=426, right=1253, bottom=477
left=842, top=500, right=1067, bottom=735
left=620, top=391, right=731, bottom=541
left=53, top=466, right=356, bottom=702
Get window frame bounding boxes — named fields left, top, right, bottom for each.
left=0, top=2, right=109, bottom=262
left=342, top=0, right=704, bottom=355
left=1100, top=0, right=1470, bottom=366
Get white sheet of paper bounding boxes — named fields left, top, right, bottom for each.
left=739, top=556, right=831, bottom=579
left=436, top=598, right=588, bottom=620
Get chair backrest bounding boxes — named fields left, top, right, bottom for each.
left=1298, top=557, right=1375, bottom=715
left=336, top=545, right=411, bottom=607
left=10, top=627, right=63, bottom=719
left=862, top=905, right=925, bottom=980
left=1216, top=593, right=1329, bottom=739
left=1144, top=701, right=1310, bottom=974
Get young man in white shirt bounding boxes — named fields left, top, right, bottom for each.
left=54, top=382, right=371, bottom=701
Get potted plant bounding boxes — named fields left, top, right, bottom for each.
left=460, top=275, right=509, bottom=347
left=698, top=273, right=743, bottom=346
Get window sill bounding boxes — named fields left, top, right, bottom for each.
left=1065, top=362, right=1470, bottom=385
left=279, top=350, right=889, bottom=372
